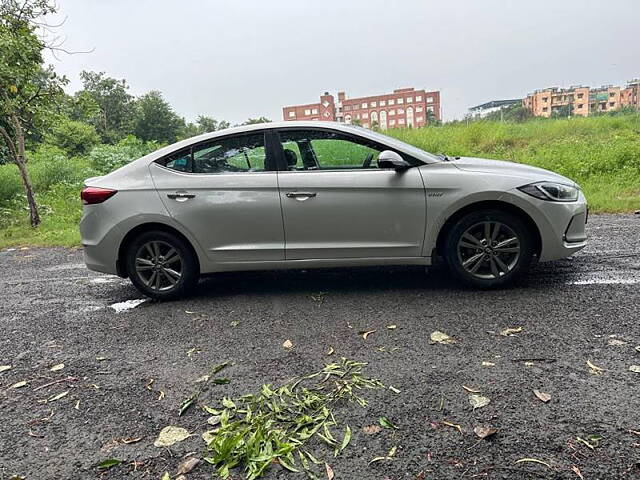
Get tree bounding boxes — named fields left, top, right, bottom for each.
left=0, top=0, right=68, bottom=226
left=78, top=70, right=134, bottom=142
left=180, top=115, right=230, bottom=139
left=132, top=90, right=184, bottom=143
left=241, top=116, right=271, bottom=125
left=197, top=115, right=229, bottom=133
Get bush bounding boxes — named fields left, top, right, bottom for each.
left=88, top=135, right=161, bottom=174
left=0, top=163, right=22, bottom=205
left=46, top=118, right=101, bottom=156
left=27, top=145, right=96, bottom=192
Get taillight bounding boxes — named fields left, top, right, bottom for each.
left=81, top=187, right=117, bottom=205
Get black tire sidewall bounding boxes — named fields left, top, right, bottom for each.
left=125, top=230, right=198, bottom=300
left=445, top=209, right=534, bottom=288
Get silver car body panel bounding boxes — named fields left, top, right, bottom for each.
left=80, top=121, right=587, bottom=277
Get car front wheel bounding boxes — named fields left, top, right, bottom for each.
left=444, top=209, right=534, bottom=287
left=125, top=230, right=199, bottom=300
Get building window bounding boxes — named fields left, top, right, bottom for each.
left=610, top=92, right=615, bottom=97
left=389, top=109, right=395, bottom=115
left=389, top=119, right=396, bottom=126
left=398, top=118, right=405, bottom=125
left=356, top=113, right=361, bottom=119
left=304, top=109, right=311, bottom=115
left=427, top=106, right=434, bottom=112
left=362, top=102, right=367, bottom=109
left=542, top=107, right=548, bottom=112
left=427, top=97, right=433, bottom=103
left=416, top=116, right=423, bottom=122
left=388, top=99, right=395, bottom=106
left=542, top=97, right=548, bottom=102
left=380, top=100, right=386, bottom=106
left=362, top=112, right=368, bottom=119
left=371, top=101, right=377, bottom=107
left=577, top=104, right=584, bottom=109
left=577, top=93, right=583, bottom=99
left=397, top=108, right=404, bottom=114
left=416, top=95, right=422, bottom=101
left=344, top=105, right=351, bottom=111
left=312, top=108, right=318, bottom=114
left=416, top=106, right=423, bottom=112
left=397, top=98, right=404, bottom=104
left=609, top=102, right=615, bottom=107
left=288, top=111, right=295, bottom=118
left=407, top=97, right=413, bottom=103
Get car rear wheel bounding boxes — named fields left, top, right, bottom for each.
left=444, top=209, right=534, bottom=287
left=125, top=230, right=199, bottom=300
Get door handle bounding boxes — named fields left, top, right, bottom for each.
left=167, top=192, right=196, bottom=200
left=286, top=192, right=317, bottom=198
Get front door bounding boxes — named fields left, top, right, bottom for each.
left=275, top=128, right=426, bottom=260
left=150, top=131, right=284, bottom=265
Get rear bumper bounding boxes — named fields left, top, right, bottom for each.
left=80, top=207, right=122, bottom=276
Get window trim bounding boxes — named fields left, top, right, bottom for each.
left=153, top=130, right=278, bottom=175
left=273, top=127, right=423, bottom=172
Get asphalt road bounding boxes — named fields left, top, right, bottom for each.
left=1, top=214, right=639, bottom=480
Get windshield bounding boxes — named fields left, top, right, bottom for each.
left=340, top=125, right=441, bottom=163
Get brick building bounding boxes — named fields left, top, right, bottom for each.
left=523, top=80, right=640, bottom=117
left=282, top=87, right=441, bottom=129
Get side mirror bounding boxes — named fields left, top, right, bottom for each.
left=377, top=150, right=411, bottom=170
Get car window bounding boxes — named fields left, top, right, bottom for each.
left=163, top=148, right=192, bottom=172
left=193, top=133, right=267, bottom=173
left=278, top=130, right=383, bottom=170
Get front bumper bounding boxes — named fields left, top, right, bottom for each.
left=507, top=189, right=588, bottom=262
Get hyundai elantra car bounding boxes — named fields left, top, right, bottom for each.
left=80, top=121, right=587, bottom=299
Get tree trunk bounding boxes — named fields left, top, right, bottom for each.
left=14, top=156, right=40, bottom=227
left=12, top=116, right=40, bottom=227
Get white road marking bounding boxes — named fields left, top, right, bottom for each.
left=110, top=299, right=147, bottom=313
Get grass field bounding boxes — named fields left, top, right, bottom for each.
left=1, top=114, right=639, bottom=248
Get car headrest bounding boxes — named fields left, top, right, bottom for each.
left=283, top=149, right=298, bottom=167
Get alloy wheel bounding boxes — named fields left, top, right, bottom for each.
left=456, top=221, right=521, bottom=280
left=134, top=240, right=183, bottom=291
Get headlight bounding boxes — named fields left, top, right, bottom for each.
left=518, top=182, right=579, bottom=202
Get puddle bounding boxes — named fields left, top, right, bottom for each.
left=90, top=277, right=122, bottom=284
left=109, top=299, right=148, bottom=313
left=567, top=278, right=639, bottom=285
left=46, top=263, right=86, bottom=272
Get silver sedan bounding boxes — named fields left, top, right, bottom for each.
left=80, top=121, right=587, bottom=299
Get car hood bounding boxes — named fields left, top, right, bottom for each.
left=450, top=156, right=576, bottom=186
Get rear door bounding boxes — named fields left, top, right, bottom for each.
left=275, top=128, right=426, bottom=260
left=149, top=130, right=285, bottom=265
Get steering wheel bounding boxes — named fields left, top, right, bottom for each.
left=362, top=153, right=374, bottom=169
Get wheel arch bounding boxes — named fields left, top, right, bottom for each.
left=116, top=222, right=201, bottom=278
left=434, top=200, right=542, bottom=261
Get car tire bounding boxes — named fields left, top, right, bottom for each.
left=125, top=230, right=199, bottom=300
left=444, top=209, right=534, bottom=288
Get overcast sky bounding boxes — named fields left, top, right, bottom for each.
left=45, top=0, right=639, bottom=123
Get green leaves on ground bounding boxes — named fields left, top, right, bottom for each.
left=201, top=358, right=383, bottom=479
left=96, top=458, right=122, bottom=470
left=179, top=361, right=230, bottom=416
left=378, top=417, right=398, bottom=430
